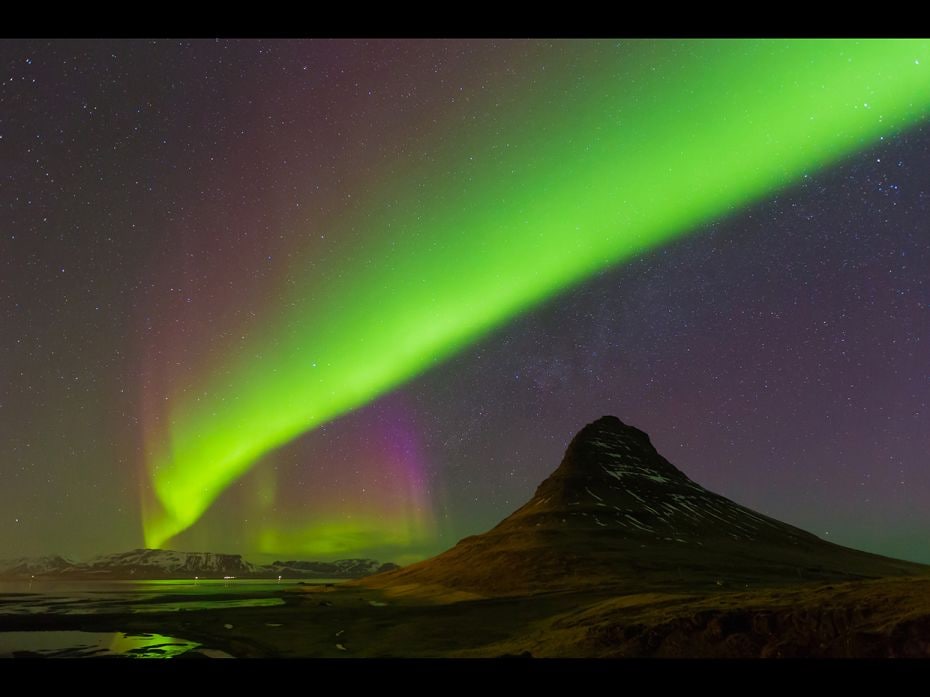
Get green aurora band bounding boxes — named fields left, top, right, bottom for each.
left=143, top=39, right=930, bottom=549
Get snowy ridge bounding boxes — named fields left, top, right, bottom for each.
left=0, top=549, right=398, bottom=580
left=509, top=415, right=818, bottom=547
left=85, top=549, right=258, bottom=574
left=0, top=555, right=77, bottom=576
left=269, top=559, right=397, bottom=577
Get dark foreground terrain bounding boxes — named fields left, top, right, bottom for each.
left=3, top=575, right=930, bottom=658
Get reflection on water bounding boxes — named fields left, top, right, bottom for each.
left=0, top=579, right=333, bottom=657
left=128, top=597, right=285, bottom=613
left=0, top=578, right=344, bottom=594
left=0, top=578, right=341, bottom=616
left=0, top=630, right=230, bottom=658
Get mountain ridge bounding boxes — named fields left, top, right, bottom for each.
left=360, top=416, right=926, bottom=596
left=0, top=548, right=398, bottom=580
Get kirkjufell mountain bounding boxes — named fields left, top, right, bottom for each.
left=364, top=416, right=924, bottom=595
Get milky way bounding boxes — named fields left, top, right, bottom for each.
left=2, top=39, right=928, bottom=564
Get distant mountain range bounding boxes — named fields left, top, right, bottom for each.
left=0, top=548, right=398, bottom=580
left=364, top=415, right=925, bottom=596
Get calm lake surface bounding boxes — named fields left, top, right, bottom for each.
left=0, top=578, right=343, bottom=611
left=0, top=578, right=344, bottom=657
left=0, top=630, right=220, bottom=658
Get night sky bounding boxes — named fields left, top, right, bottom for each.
left=2, top=39, right=928, bottom=565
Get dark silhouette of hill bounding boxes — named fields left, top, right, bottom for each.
left=364, top=416, right=924, bottom=596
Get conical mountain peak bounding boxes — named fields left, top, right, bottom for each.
left=362, top=417, right=926, bottom=595
left=566, top=415, right=654, bottom=457
left=544, top=415, right=691, bottom=494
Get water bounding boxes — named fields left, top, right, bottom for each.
left=0, top=578, right=344, bottom=595
left=0, top=578, right=344, bottom=658
left=0, top=578, right=343, bottom=615
left=0, top=630, right=215, bottom=658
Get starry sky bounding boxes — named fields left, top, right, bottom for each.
left=1, top=39, right=928, bottom=565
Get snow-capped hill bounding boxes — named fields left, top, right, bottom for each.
left=0, top=555, right=77, bottom=577
left=0, top=549, right=398, bottom=580
left=270, top=559, right=399, bottom=578
left=83, top=549, right=257, bottom=577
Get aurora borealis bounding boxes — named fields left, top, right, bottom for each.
left=2, top=39, right=930, bottom=565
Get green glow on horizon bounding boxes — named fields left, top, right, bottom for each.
left=144, top=39, right=930, bottom=549
left=255, top=518, right=433, bottom=558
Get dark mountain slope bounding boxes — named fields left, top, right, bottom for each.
left=363, top=416, right=924, bottom=595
